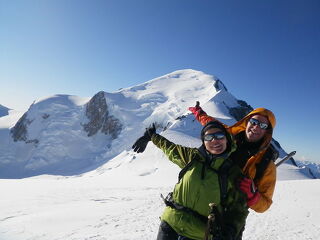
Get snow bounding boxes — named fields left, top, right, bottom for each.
left=0, top=165, right=319, bottom=240
left=0, top=69, right=319, bottom=239
left=245, top=179, right=320, bottom=240
left=0, top=110, right=24, bottom=129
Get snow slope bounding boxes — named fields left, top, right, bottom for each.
left=1, top=115, right=319, bottom=240
left=1, top=177, right=319, bottom=240
left=0, top=69, right=319, bottom=239
left=0, top=144, right=319, bottom=240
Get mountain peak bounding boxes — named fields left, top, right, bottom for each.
left=0, top=70, right=301, bottom=178
left=0, top=104, right=10, bottom=117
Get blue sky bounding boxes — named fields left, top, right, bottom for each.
left=1, top=0, right=319, bottom=163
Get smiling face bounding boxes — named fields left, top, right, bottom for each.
left=245, top=115, right=269, bottom=142
left=203, top=128, right=227, bottom=155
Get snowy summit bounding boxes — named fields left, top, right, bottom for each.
left=0, top=69, right=245, bottom=178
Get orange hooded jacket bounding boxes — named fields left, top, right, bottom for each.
left=196, top=108, right=276, bottom=213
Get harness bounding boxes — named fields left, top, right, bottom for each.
left=161, top=192, right=208, bottom=223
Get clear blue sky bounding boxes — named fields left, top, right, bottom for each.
left=1, top=0, right=319, bottom=163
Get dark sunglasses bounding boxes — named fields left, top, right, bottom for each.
left=203, top=132, right=226, bottom=141
left=249, top=118, right=269, bottom=130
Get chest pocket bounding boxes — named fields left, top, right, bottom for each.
left=176, top=158, right=232, bottom=214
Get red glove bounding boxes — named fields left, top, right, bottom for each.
left=188, top=101, right=205, bottom=118
left=239, top=178, right=261, bottom=207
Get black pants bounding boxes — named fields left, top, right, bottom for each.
left=156, top=221, right=194, bottom=240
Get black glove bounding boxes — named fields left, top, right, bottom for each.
left=132, top=124, right=156, bottom=153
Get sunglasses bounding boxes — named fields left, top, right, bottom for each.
left=203, top=132, right=226, bottom=141
left=249, top=118, right=269, bottom=130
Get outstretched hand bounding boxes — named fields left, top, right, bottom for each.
left=132, top=124, right=156, bottom=153
left=188, top=101, right=204, bottom=117
left=132, top=136, right=150, bottom=153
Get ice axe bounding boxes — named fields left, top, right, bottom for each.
left=275, top=151, right=296, bottom=167
left=204, top=203, right=223, bottom=240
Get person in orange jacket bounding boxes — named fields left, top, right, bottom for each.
left=189, top=102, right=278, bottom=214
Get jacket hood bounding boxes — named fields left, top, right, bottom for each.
left=227, top=108, right=276, bottom=150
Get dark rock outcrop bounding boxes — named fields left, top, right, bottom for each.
left=227, top=100, right=254, bottom=121
left=82, top=91, right=122, bottom=138
left=214, top=80, right=252, bottom=121
left=10, top=112, right=38, bottom=144
left=213, top=79, right=228, bottom=92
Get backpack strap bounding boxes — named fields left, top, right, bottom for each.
left=177, top=145, right=207, bottom=182
left=254, top=144, right=279, bottom=181
left=178, top=158, right=196, bottom=182
left=216, top=159, right=233, bottom=204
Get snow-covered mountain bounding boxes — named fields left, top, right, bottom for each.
left=0, top=69, right=256, bottom=178
left=1, top=69, right=319, bottom=239
left=1, top=69, right=317, bottom=179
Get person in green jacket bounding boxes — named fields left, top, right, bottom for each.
left=132, top=121, right=248, bottom=240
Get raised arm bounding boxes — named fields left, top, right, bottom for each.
left=151, top=134, right=194, bottom=169
left=188, top=101, right=218, bottom=126
left=131, top=124, right=194, bottom=169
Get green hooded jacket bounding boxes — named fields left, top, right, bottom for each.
left=151, top=133, right=249, bottom=240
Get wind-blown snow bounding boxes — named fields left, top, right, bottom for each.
left=0, top=69, right=319, bottom=239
